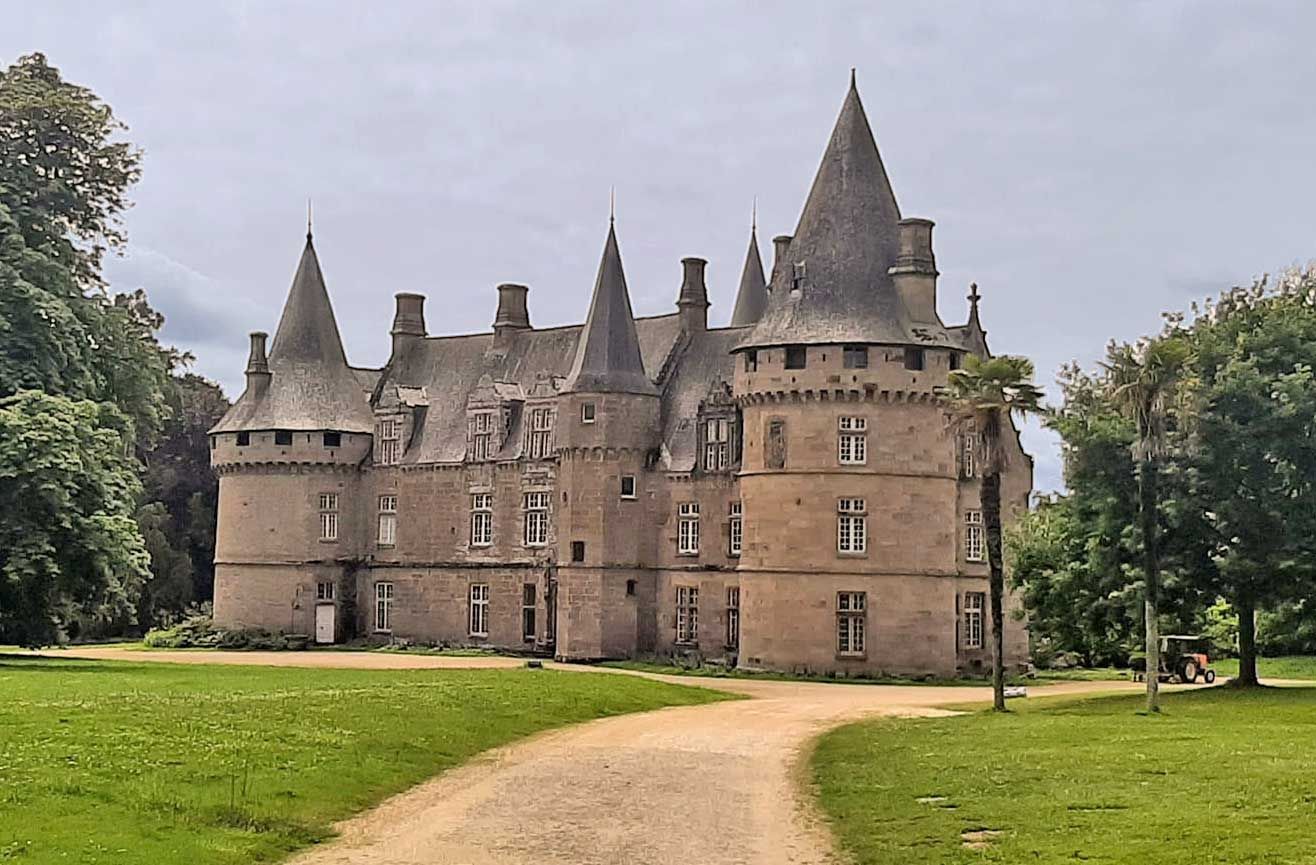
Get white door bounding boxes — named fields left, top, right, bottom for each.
left=314, top=604, right=336, bottom=644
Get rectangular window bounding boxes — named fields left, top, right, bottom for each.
left=274, top=430, right=292, bottom=446
left=581, top=402, right=596, bottom=423
left=784, top=345, right=807, bottom=369
left=470, top=493, right=493, bottom=547
left=571, top=540, right=586, bottom=562
left=318, top=493, right=339, bottom=542
left=522, top=584, right=536, bottom=641
left=468, top=583, right=489, bottom=637
left=526, top=406, right=554, bottom=459
left=838, top=416, right=868, bottom=465
left=236, top=431, right=250, bottom=447
left=620, top=475, right=637, bottom=499
left=676, top=585, right=699, bottom=644
left=316, top=581, right=335, bottom=601
left=323, top=432, right=341, bottom=447
left=961, top=421, right=977, bottom=479
left=837, top=498, right=867, bottom=554
left=904, top=347, right=925, bottom=371
left=377, top=494, right=397, bottom=546
left=704, top=417, right=730, bottom=471
left=949, top=352, right=962, bottom=371
left=837, top=591, right=867, bottom=656
left=524, top=491, right=550, bottom=547
left=746, top=350, right=758, bottom=372
left=677, top=502, right=700, bottom=555
left=964, top=591, right=985, bottom=650
left=728, top=501, right=743, bottom=557
left=377, top=419, right=401, bottom=465
left=469, top=411, right=494, bottom=461
left=766, top=419, right=787, bottom=469
left=843, top=345, right=868, bottom=369
left=965, top=510, right=985, bottom=562
left=374, top=582, right=393, bottom=632
left=726, top=586, right=740, bottom=649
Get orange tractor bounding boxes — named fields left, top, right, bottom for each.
left=1132, top=635, right=1217, bottom=684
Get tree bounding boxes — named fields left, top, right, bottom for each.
left=0, top=391, right=150, bottom=647
left=943, top=355, right=1044, bottom=711
left=1184, top=269, right=1316, bottom=686
left=1103, top=336, right=1189, bottom=712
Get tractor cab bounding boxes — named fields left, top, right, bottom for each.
left=1160, top=635, right=1216, bottom=684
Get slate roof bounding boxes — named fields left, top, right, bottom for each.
left=658, top=326, right=748, bottom=471
left=740, top=75, right=960, bottom=351
left=211, top=235, right=377, bottom=434
left=562, top=221, right=658, bottom=396
left=729, top=226, right=768, bottom=327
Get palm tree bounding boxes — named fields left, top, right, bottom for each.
left=1103, top=337, right=1190, bottom=714
left=942, top=355, right=1045, bottom=711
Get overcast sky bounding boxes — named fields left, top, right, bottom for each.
left=8, top=1, right=1315, bottom=490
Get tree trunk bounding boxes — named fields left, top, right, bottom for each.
left=1235, top=594, right=1259, bottom=687
left=982, top=469, right=1007, bottom=712
left=1139, top=456, right=1160, bottom=713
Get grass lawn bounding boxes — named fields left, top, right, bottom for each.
left=0, top=656, right=727, bottom=865
left=1214, top=655, right=1316, bottom=680
left=813, top=686, right=1316, bottom=864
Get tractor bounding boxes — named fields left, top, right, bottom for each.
left=1131, top=635, right=1217, bottom=684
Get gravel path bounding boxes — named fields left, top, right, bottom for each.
left=44, top=646, right=1141, bottom=864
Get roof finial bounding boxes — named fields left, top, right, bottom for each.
left=968, top=281, right=980, bottom=309
left=752, top=196, right=757, bottom=232
left=850, top=67, right=857, bottom=89
left=306, top=197, right=313, bottom=241
left=609, top=186, right=615, bottom=224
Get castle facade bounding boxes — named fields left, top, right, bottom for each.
left=209, top=78, right=1032, bottom=677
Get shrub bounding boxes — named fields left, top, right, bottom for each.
left=143, top=610, right=220, bottom=648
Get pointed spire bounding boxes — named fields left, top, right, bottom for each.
left=730, top=218, right=768, bottom=327
left=563, top=220, right=657, bottom=396
left=743, top=71, right=914, bottom=349
left=269, top=233, right=349, bottom=366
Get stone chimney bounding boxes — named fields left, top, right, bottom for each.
left=493, top=283, right=532, bottom=333
left=676, top=257, right=709, bottom=332
left=391, top=293, right=427, bottom=357
left=245, top=331, right=271, bottom=392
left=889, top=218, right=938, bottom=322
left=769, top=234, right=792, bottom=289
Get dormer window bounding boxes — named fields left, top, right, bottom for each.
left=469, top=411, right=495, bottom=461
left=526, top=407, right=554, bottom=459
left=377, top=419, right=401, bottom=465
left=703, top=417, right=732, bottom=471
left=791, top=261, right=807, bottom=296
left=785, top=346, right=807, bottom=370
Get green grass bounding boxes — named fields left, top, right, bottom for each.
left=0, top=656, right=727, bottom=864
left=812, top=686, right=1316, bottom=864
left=1214, top=655, right=1316, bottom=680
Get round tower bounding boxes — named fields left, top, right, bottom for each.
left=209, top=230, right=374, bottom=642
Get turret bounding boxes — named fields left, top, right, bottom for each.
left=730, top=224, right=768, bottom=327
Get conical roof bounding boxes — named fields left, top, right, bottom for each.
left=562, top=221, right=658, bottom=396
left=729, top=225, right=768, bottom=327
left=741, top=75, right=956, bottom=350
left=211, top=233, right=375, bottom=433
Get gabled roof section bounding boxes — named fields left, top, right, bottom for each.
left=562, top=221, right=658, bottom=396
left=211, top=232, right=375, bottom=434
left=741, top=74, right=959, bottom=351
left=729, top=225, right=768, bottom=327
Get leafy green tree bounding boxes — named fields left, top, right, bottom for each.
left=1103, top=336, right=1190, bottom=712
left=1185, top=269, right=1316, bottom=686
left=944, top=355, right=1044, bottom=711
left=0, top=391, right=150, bottom=647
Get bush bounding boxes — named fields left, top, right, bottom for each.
left=143, top=612, right=299, bottom=651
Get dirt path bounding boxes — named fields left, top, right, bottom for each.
left=44, top=647, right=1142, bottom=864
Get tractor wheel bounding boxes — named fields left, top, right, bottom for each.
left=1181, top=660, right=1199, bottom=683
left=1204, top=670, right=1216, bottom=684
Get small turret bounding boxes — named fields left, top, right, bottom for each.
left=676, top=257, right=709, bottom=333
left=730, top=225, right=768, bottom=327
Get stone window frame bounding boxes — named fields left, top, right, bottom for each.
left=677, top=502, right=700, bottom=556
left=468, top=410, right=496, bottom=462
left=315, top=581, right=335, bottom=602
left=843, top=345, right=869, bottom=369
left=521, top=584, right=536, bottom=642
left=318, top=493, right=339, bottom=542
left=468, top=583, right=490, bottom=637
left=836, top=498, right=867, bottom=555
left=523, top=490, right=551, bottom=548
left=374, top=581, right=394, bottom=633
left=961, top=420, right=977, bottom=479
left=525, top=405, right=555, bottom=460
left=376, top=418, right=402, bottom=465
left=964, top=591, right=985, bottom=650
left=620, top=475, right=637, bottom=499
left=581, top=402, right=596, bottom=424
left=377, top=494, right=398, bottom=547
left=964, top=509, right=985, bottom=563
left=703, top=416, right=733, bottom=472
left=675, top=585, right=699, bottom=645
left=838, top=416, right=868, bottom=466
left=470, top=492, right=493, bottom=547
left=836, top=591, right=867, bottom=657
left=728, top=501, right=743, bottom=557
left=725, top=586, right=740, bottom=649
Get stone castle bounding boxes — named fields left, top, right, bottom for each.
left=209, top=76, right=1032, bottom=677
